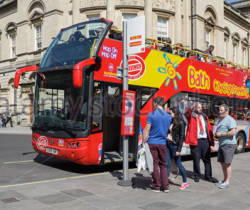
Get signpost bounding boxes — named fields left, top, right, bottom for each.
left=118, top=16, right=145, bottom=187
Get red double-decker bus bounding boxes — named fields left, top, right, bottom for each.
left=14, top=19, right=250, bottom=165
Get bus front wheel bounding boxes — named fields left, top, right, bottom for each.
left=235, top=133, right=245, bottom=154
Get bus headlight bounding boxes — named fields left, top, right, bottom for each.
left=72, top=143, right=76, bottom=148
left=76, top=142, right=81, bottom=147
left=69, top=143, right=72, bottom=148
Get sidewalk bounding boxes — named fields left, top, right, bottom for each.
left=0, top=152, right=249, bottom=210
left=0, top=126, right=32, bottom=135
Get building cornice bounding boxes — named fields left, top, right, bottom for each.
left=192, top=14, right=205, bottom=22
left=152, top=8, right=175, bottom=16
left=214, top=25, right=224, bottom=32
left=0, top=57, right=17, bottom=64
left=17, top=20, right=29, bottom=27
left=115, top=5, right=144, bottom=10
left=44, top=9, right=64, bottom=17
left=79, top=6, right=106, bottom=13
left=0, top=0, right=17, bottom=10
left=224, top=5, right=250, bottom=27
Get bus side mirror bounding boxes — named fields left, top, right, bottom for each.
left=73, top=56, right=102, bottom=88
left=14, top=65, right=39, bottom=88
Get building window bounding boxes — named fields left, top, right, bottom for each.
left=157, top=17, right=168, bottom=41
left=206, top=29, right=210, bottom=48
left=36, top=25, right=42, bottom=50
left=224, top=39, right=227, bottom=59
left=242, top=48, right=246, bottom=66
left=88, top=14, right=100, bottom=21
left=10, top=34, right=16, bottom=58
left=233, top=45, right=237, bottom=63
left=122, top=14, right=137, bottom=21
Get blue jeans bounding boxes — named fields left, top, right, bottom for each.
left=166, top=141, right=187, bottom=183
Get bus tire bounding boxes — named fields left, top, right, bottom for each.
left=235, top=133, right=245, bottom=154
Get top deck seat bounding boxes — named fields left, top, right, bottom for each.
left=189, top=56, right=197, bottom=60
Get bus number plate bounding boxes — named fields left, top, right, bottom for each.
left=46, top=148, right=58, bottom=155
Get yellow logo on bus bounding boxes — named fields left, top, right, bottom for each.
left=188, top=65, right=210, bottom=90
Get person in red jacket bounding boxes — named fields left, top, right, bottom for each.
left=184, top=102, right=214, bottom=182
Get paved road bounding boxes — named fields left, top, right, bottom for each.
left=0, top=134, right=130, bottom=187
left=0, top=134, right=250, bottom=209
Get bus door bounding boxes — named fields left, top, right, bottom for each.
left=102, top=84, right=123, bottom=163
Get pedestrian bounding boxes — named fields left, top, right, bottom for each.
left=142, top=96, right=172, bottom=193
left=161, top=37, right=173, bottom=54
left=5, top=109, right=13, bottom=127
left=184, top=102, right=214, bottom=182
left=166, top=107, right=189, bottom=189
left=203, top=45, right=214, bottom=62
left=174, top=43, right=185, bottom=57
left=96, top=27, right=104, bottom=38
left=1, top=111, right=6, bottom=128
left=0, top=112, right=2, bottom=128
left=108, top=25, right=122, bottom=41
left=204, top=45, right=214, bottom=56
left=214, top=104, right=237, bottom=189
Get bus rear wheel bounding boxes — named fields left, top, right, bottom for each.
left=235, top=133, right=245, bottom=154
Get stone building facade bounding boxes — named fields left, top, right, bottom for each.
left=0, top=0, right=249, bottom=126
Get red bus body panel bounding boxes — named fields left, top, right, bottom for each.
left=32, top=132, right=103, bottom=165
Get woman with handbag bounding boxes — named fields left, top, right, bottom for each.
left=166, top=107, right=189, bottom=189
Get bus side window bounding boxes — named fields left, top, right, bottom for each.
left=92, top=82, right=103, bottom=132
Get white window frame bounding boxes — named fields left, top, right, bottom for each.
left=206, top=29, right=211, bottom=49
left=224, top=38, right=227, bottom=59
left=122, top=14, right=137, bottom=21
left=10, top=34, right=16, bottom=58
left=242, top=48, right=246, bottom=66
left=35, top=25, right=42, bottom=50
left=87, top=14, right=100, bottom=21
left=233, top=44, right=237, bottom=63
left=157, top=17, right=168, bottom=41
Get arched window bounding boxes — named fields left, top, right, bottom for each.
left=224, top=27, right=231, bottom=59
left=232, top=32, right=240, bottom=63
left=241, top=38, right=248, bottom=66
left=5, top=22, right=17, bottom=58
left=27, top=0, right=45, bottom=51
left=204, top=7, right=217, bottom=49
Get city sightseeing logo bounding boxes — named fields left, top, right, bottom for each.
left=36, top=136, right=48, bottom=150
left=158, top=53, right=182, bottom=90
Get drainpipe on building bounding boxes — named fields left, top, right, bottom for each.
left=191, top=0, right=194, bottom=50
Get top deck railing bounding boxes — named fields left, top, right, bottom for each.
left=110, top=27, right=250, bottom=73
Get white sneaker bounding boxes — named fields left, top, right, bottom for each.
left=219, top=182, right=229, bottom=189
left=215, top=181, right=224, bottom=186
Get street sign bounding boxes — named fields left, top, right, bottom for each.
left=121, top=90, right=136, bottom=136
left=126, top=16, right=145, bottom=55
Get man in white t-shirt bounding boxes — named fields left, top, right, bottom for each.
left=214, top=104, right=237, bottom=189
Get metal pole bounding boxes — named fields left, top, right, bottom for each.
left=118, top=20, right=132, bottom=187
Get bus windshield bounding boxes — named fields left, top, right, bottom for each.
left=33, top=70, right=89, bottom=131
left=39, top=20, right=108, bottom=69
